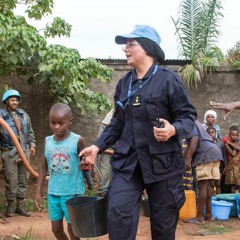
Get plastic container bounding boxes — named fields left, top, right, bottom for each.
left=216, top=193, right=240, bottom=217
left=66, top=195, right=108, bottom=238
left=179, top=190, right=196, bottom=220
left=236, top=195, right=240, bottom=218
left=212, top=200, right=233, bottom=220
left=212, top=196, right=217, bottom=201
left=211, top=199, right=223, bottom=218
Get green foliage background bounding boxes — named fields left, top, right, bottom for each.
left=0, top=0, right=113, bottom=114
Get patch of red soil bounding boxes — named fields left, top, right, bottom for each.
left=1, top=212, right=240, bottom=240
left=1, top=172, right=240, bottom=239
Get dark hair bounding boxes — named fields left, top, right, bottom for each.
left=207, top=126, right=216, bottom=133
left=229, top=125, right=239, bottom=131
left=136, top=38, right=165, bottom=63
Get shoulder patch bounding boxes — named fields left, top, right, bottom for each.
left=102, top=109, right=114, bottom=125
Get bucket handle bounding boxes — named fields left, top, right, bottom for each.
left=93, top=163, right=102, bottom=182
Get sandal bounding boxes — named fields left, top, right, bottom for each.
left=183, top=218, right=205, bottom=225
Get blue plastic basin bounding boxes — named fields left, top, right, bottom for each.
left=212, top=200, right=233, bottom=220
left=216, top=194, right=240, bottom=217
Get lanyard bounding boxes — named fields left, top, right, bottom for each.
left=117, top=64, right=158, bottom=110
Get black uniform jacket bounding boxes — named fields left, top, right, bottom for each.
left=95, top=64, right=197, bottom=183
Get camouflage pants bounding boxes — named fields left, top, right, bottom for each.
left=97, top=153, right=112, bottom=195
left=1, top=148, right=30, bottom=201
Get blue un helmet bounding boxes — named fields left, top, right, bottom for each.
left=2, top=89, right=21, bottom=104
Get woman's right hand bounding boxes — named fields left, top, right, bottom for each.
left=79, top=145, right=99, bottom=165
left=153, top=119, right=176, bottom=142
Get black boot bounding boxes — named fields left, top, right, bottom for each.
left=5, top=200, right=14, bottom=217
left=15, top=198, right=31, bottom=217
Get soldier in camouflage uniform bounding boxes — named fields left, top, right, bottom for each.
left=96, top=109, right=114, bottom=196
left=0, top=89, right=36, bottom=217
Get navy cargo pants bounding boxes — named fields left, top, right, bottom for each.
left=107, top=164, right=185, bottom=240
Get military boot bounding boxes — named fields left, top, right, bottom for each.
left=15, top=198, right=31, bottom=217
left=5, top=200, right=14, bottom=217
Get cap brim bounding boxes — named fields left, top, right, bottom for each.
left=115, top=34, right=141, bottom=44
left=115, top=34, right=165, bottom=62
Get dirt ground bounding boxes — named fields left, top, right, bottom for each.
left=1, top=172, right=240, bottom=240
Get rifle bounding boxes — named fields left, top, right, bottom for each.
left=9, top=116, right=26, bottom=162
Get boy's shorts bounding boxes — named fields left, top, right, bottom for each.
left=196, top=160, right=220, bottom=181
left=48, top=194, right=74, bottom=223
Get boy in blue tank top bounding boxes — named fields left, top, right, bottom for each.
left=34, top=103, right=85, bottom=240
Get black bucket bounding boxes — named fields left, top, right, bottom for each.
left=66, top=195, right=108, bottom=238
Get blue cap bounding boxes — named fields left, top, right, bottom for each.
left=115, top=25, right=161, bottom=45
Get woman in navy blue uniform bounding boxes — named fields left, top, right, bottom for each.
left=80, top=25, right=197, bottom=240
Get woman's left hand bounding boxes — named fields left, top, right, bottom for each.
left=153, top=119, right=176, bottom=142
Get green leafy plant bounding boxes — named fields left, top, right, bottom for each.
left=44, top=17, right=72, bottom=38
left=226, top=41, right=240, bottom=70
left=232, top=61, right=240, bottom=69
left=171, top=0, right=224, bottom=87
left=0, top=0, right=113, bottom=114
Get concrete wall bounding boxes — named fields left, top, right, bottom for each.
left=187, top=69, right=240, bottom=137
left=1, top=63, right=240, bottom=171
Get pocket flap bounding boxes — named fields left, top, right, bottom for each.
left=149, top=140, right=178, bottom=154
left=115, top=138, right=131, bottom=155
